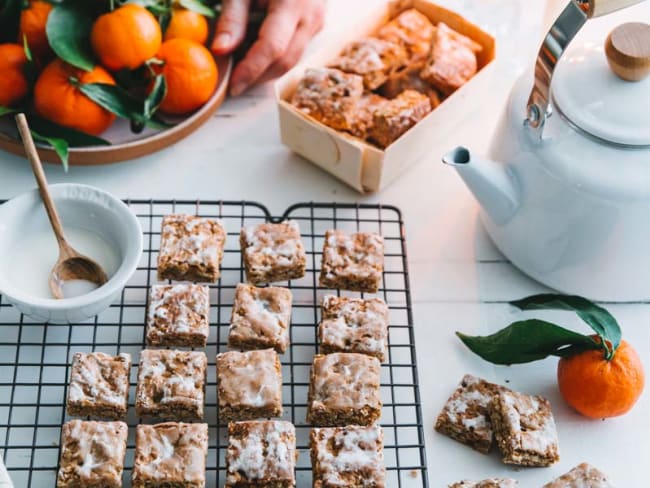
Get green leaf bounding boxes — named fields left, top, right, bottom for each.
left=125, top=0, right=169, bottom=16
left=31, top=129, right=69, bottom=171
left=456, top=320, right=601, bottom=365
left=28, top=116, right=110, bottom=146
left=144, top=74, right=166, bottom=119
left=22, top=34, right=33, bottom=62
left=46, top=0, right=95, bottom=71
left=178, top=0, right=214, bottom=17
left=510, top=294, right=621, bottom=358
left=0, top=106, right=17, bottom=116
left=21, top=35, right=39, bottom=85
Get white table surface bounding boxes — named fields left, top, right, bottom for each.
left=2, top=1, right=650, bottom=486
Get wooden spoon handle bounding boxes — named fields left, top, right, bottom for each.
left=15, top=114, right=72, bottom=256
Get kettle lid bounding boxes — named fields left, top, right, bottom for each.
left=552, top=23, right=650, bottom=146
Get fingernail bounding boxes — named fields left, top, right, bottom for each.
left=214, top=33, right=231, bottom=49
left=230, top=81, right=247, bottom=96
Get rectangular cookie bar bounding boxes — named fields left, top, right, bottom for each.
left=348, top=93, right=390, bottom=140
left=379, top=68, right=442, bottom=109
left=135, top=349, right=207, bottom=420
left=542, top=463, right=613, bottom=488
left=420, top=22, right=482, bottom=96
left=146, top=283, right=210, bottom=347
left=449, top=480, right=518, bottom=488
left=240, top=220, right=307, bottom=285
left=57, top=420, right=127, bottom=488
left=489, top=390, right=560, bottom=467
left=228, top=283, right=292, bottom=353
left=66, top=351, right=131, bottom=420
left=291, top=67, right=364, bottom=132
left=434, top=374, right=508, bottom=454
left=311, top=425, right=385, bottom=488
left=217, top=349, right=283, bottom=423
left=319, top=295, right=389, bottom=361
left=307, top=352, right=382, bottom=426
left=157, top=214, right=226, bottom=283
left=377, top=8, right=436, bottom=67
left=132, top=422, right=208, bottom=488
left=226, top=420, right=297, bottom=487
left=330, top=37, right=407, bottom=90
left=319, top=230, right=384, bottom=293
left=367, top=89, right=432, bottom=148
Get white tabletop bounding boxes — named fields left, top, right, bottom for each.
left=1, top=1, right=649, bottom=486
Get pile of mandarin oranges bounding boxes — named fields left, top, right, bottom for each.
left=0, top=0, right=218, bottom=136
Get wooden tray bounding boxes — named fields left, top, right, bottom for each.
left=0, top=56, right=232, bottom=165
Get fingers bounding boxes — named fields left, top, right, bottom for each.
left=211, top=0, right=252, bottom=56
left=229, top=1, right=300, bottom=95
left=256, top=22, right=313, bottom=84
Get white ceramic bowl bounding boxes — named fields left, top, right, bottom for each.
left=0, top=184, right=142, bottom=323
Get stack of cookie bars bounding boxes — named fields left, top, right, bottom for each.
left=55, top=214, right=390, bottom=488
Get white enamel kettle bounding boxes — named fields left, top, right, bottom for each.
left=443, top=0, right=650, bottom=300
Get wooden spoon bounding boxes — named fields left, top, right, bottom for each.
left=15, top=113, right=109, bottom=299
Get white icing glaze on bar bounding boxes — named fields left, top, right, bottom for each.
left=217, top=349, right=282, bottom=408
left=68, top=352, right=130, bottom=407
left=321, top=230, right=384, bottom=280
left=542, top=463, right=613, bottom=488
left=158, top=214, right=225, bottom=270
left=147, top=284, right=209, bottom=337
left=241, top=221, right=305, bottom=274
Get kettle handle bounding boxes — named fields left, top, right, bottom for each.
left=525, top=0, right=645, bottom=138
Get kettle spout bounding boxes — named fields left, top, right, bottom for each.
left=442, top=147, right=519, bottom=225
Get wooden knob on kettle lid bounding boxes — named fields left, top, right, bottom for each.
left=605, top=22, right=650, bottom=81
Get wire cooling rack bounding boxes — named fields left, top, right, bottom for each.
left=0, top=200, right=428, bottom=488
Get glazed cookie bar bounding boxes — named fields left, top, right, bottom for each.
left=319, top=295, right=389, bottom=361
left=489, top=390, right=560, bottom=467
left=291, top=67, right=364, bottom=132
left=377, top=8, right=436, bottom=67
left=66, top=352, right=131, bottom=420
left=146, top=283, right=210, bottom=347
left=367, top=89, right=432, bottom=148
left=225, top=420, right=297, bottom=487
left=311, top=425, right=386, bottom=488
left=307, top=352, right=382, bottom=426
left=449, top=479, right=518, bottom=488
left=330, top=37, right=407, bottom=90
left=135, top=349, right=207, bottom=420
left=132, top=422, right=208, bottom=488
left=240, top=220, right=307, bottom=285
left=56, top=420, right=127, bottom=488
left=228, top=283, right=293, bottom=354
left=420, top=22, right=482, bottom=96
left=380, top=68, right=442, bottom=109
left=349, top=93, right=390, bottom=140
left=542, top=463, right=614, bottom=488
left=157, top=214, right=226, bottom=282
left=319, top=230, right=384, bottom=293
left=434, top=374, right=508, bottom=454
left=217, top=349, right=283, bottom=422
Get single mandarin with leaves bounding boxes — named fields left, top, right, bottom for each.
left=34, top=58, right=116, bottom=135
left=164, top=7, right=209, bottom=44
left=18, top=0, right=53, bottom=61
left=558, top=337, right=644, bottom=418
left=0, top=44, right=29, bottom=107
left=90, top=4, right=162, bottom=71
left=153, top=38, right=218, bottom=115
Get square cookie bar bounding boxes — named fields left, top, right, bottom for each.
left=132, top=422, right=208, bottom=488
left=330, top=37, right=407, bottom=90
left=157, top=214, right=226, bottom=282
left=319, top=295, right=389, bottom=361
left=66, top=352, right=131, bottom=420
left=449, top=480, right=518, bottom=488
left=311, top=425, right=385, bottom=488
left=377, top=8, right=436, bottom=67
left=217, top=349, right=283, bottom=422
left=146, top=284, right=210, bottom=347
left=434, top=374, right=508, bottom=454
left=542, top=463, right=613, bottom=488
left=319, top=230, right=384, bottom=293
left=291, top=67, right=364, bottom=132
left=307, top=352, right=382, bottom=426
left=489, top=390, right=560, bottom=467
left=367, top=89, right=432, bottom=148
left=228, top=283, right=293, bottom=353
left=240, top=220, right=307, bottom=285
left=226, top=420, right=297, bottom=487
left=135, top=349, right=207, bottom=420
left=57, top=420, right=127, bottom=488
left=420, top=22, right=482, bottom=96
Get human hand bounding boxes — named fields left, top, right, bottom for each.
left=211, top=0, right=326, bottom=96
